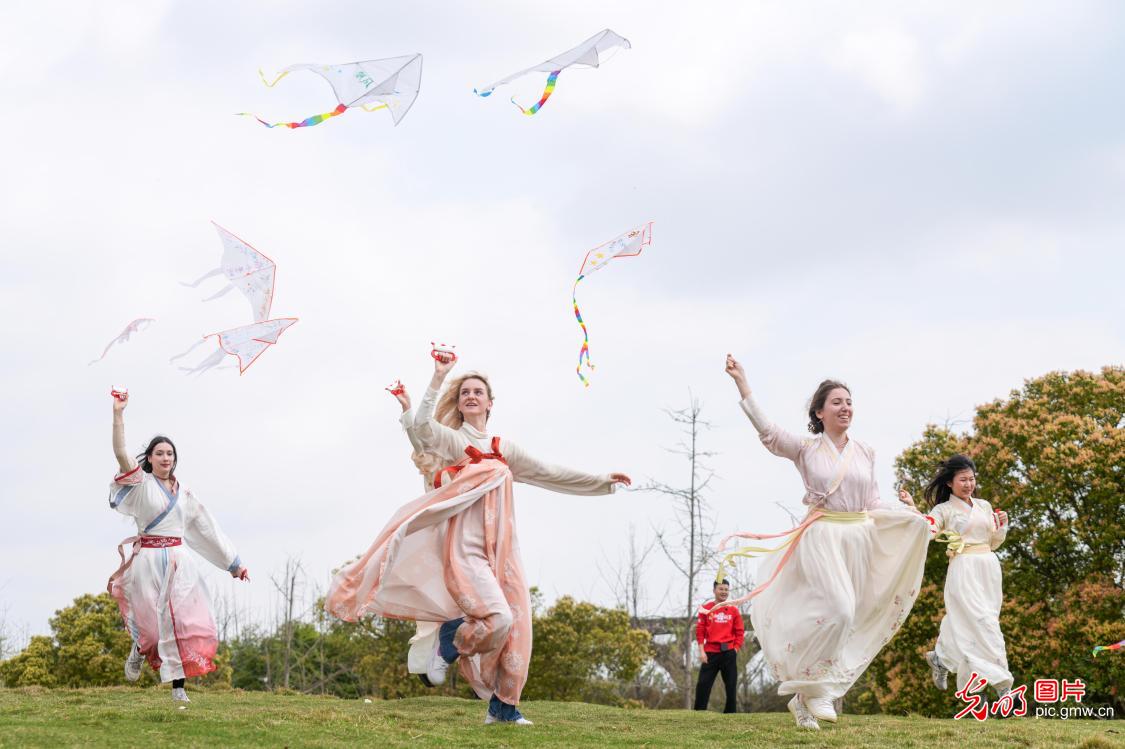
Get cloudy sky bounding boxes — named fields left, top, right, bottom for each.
left=1, top=1, right=1122, bottom=642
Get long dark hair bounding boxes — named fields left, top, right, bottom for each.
left=807, top=379, right=850, bottom=434
left=923, top=454, right=976, bottom=506
left=136, top=435, right=178, bottom=477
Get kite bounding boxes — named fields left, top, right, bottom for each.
left=1092, top=639, right=1124, bottom=657
left=571, top=221, right=652, bottom=386
left=239, top=54, right=423, bottom=129
left=171, top=318, right=299, bottom=376
left=89, top=318, right=155, bottom=365
left=182, top=223, right=276, bottom=323
left=474, top=29, right=630, bottom=115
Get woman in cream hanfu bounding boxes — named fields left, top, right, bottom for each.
left=329, top=352, right=630, bottom=725
left=107, top=392, right=249, bottom=703
left=907, top=455, right=1012, bottom=697
left=721, top=355, right=929, bottom=730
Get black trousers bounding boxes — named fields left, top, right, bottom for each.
left=693, top=649, right=738, bottom=713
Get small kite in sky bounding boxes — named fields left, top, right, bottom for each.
left=572, top=221, right=652, bottom=386
left=171, top=318, right=299, bottom=376
left=182, top=223, right=276, bottom=323
left=239, top=54, right=423, bottom=129
left=474, top=29, right=630, bottom=115
left=89, top=318, right=155, bottom=365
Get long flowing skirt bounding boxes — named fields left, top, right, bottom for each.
left=109, top=545, right=218, bottom=682
left=935, top=551, right=1012, bottom=693
left=326, top=461, right=532, bottom=704
left=750, top=510, right=929, bottom=700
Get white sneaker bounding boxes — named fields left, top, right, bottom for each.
left=124, top=646, right=144, bottom=682
left=484, top=708, right=533, bottom=725
left=171, top=687, right=190, bottom=703
left=806, top=695, right=838, bottom=723
left=424, top=636, right=452, bottom=686
left=925, top=651, right=949, bottom=691
left=788, top=695, right=820, bottom=730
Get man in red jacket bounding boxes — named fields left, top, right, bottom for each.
left=693, top=578, right=744, bottom=713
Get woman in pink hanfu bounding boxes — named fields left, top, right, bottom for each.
left=328, top=352, right=631, bottom=725
left=107, top=392, right=249, bottom=703
left=722, top=355, right=929, bottom=730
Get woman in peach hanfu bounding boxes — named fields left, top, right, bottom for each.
left=906, top=455, right=1012, bottom=698
left=720, top=355, right=929, bottom=730
left=328, top=352, right=631, bottom=725
left=107, top=392, right=249, bottom=704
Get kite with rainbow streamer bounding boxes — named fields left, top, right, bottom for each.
left=239, top=54, right=422, bottom=130
left=571, top=222, right=652, bottom=386
left=474, top=29, right=629, bottom=116
left=1092, top=638, right=1124, bottom=657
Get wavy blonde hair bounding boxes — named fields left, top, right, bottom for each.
left=435, top=371, right=495, bottom=429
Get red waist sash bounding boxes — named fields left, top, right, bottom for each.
left=140, top=536, right=182, bottom=548
left=434, top=437, right=507, bottom=488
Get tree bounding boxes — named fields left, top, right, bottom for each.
left=0, top=636, right=59, bottom=688
left=522, top=596, right=652, bottom=704
left=866, top=367, right=1125, bottom=715
left=638, top=394, right=720, bottom=708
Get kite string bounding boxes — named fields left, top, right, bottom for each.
left=573, top=275, right=594, bottom=387
left=511, top=70, right=561, bottom=116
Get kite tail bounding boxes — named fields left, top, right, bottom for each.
left=473, top=88, right=494, bottom=98
left=511, top=70, right=561, bottom=116
left=180, top=267, right=225, bottom=289
left=572, top=276, right=594, bottom=387
left=257, top=69, right=290, bottom=87
left=169, top=337, right=209, bottom=364
left=1092, top=639, right=1124, bottom=657
left=236, top=103, right=349, bottom=129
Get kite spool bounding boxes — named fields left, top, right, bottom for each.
left=430, top=342, right=457, bottom=363
left=110, top=385, right=128, bottom=402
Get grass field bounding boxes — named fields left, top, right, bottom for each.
left=0, top=688, right=1120, bottom=748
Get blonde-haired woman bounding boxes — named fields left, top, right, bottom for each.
left=329, top=352, right=630, bottom=725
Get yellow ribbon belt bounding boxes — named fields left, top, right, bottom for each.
left=934, top=530, right=990, bottom=557
left=716, top=510, right=869, bottom=582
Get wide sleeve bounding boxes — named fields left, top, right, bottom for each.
left=503, top=439, right=616, bottom=496
left=982, top=499, right=1009, bottom=550
left=865, top=446, right=884, bottom=510
left=739, top=395, right=806, bottom=462
left=182, top=492, right=242, bottom=573
left=410, top=386, right=466, bottom=462
left=399, top=409, right=425, bottom=454
left=108, top=466, right=146, bottom=516
left=923, top=502, right=946, bottom=539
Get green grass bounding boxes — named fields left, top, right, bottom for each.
left=0, top=688, right=1120, bottom=748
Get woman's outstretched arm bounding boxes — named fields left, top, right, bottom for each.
left=112, top=393, right=136, bottom=474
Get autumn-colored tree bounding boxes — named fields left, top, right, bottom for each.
left=865, top=367, right=1124, bottom=715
